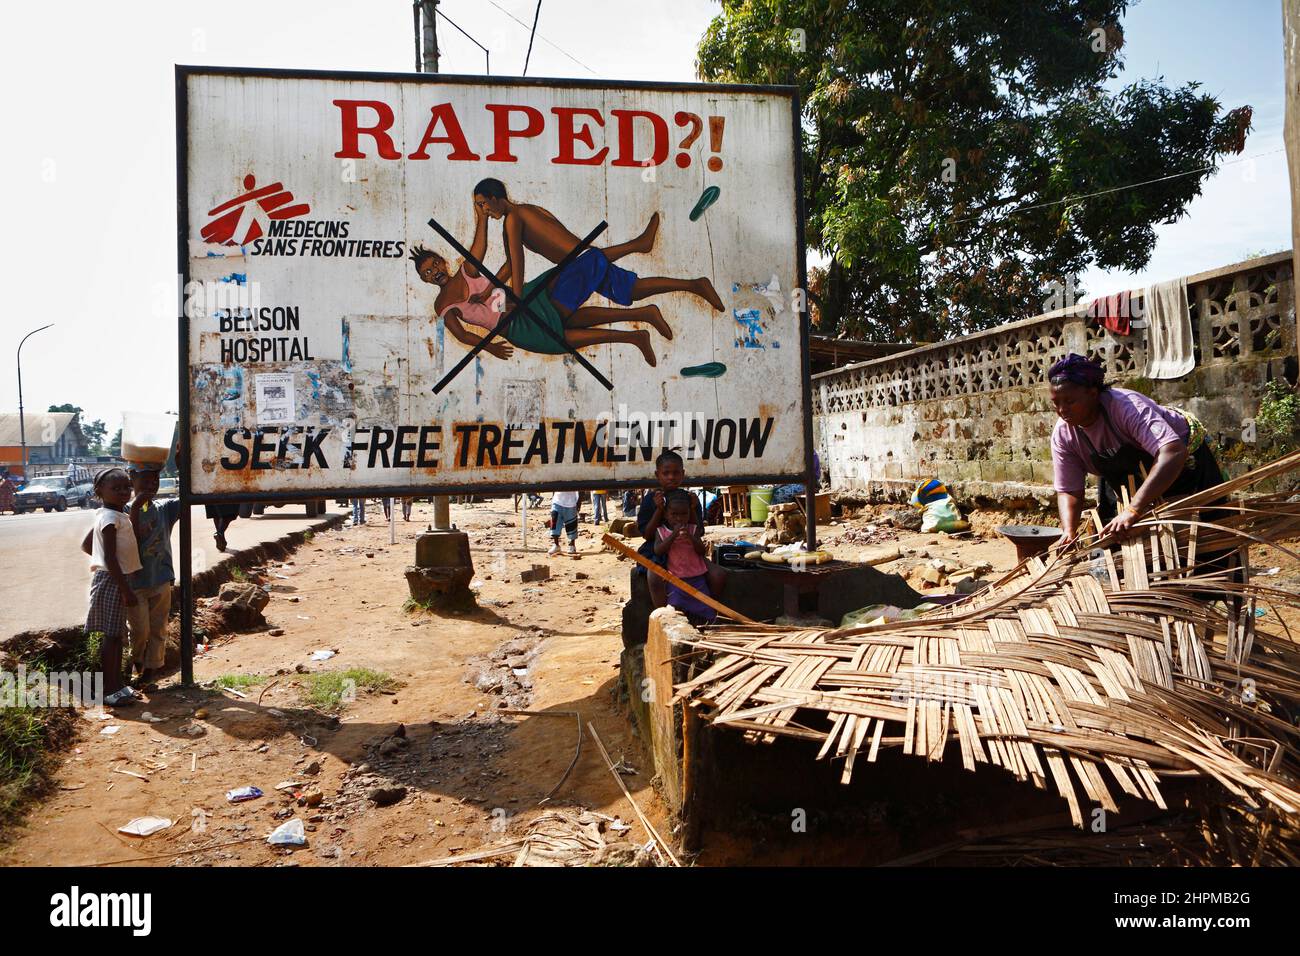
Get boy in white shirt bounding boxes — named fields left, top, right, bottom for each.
left=83, top=468, right=142, bottom=706
left=548, top=490, right=580, bottom=556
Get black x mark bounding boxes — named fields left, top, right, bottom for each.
left=427, top=216, right=614, bottom=394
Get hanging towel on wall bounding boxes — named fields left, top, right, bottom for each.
left=1143, top=277, right=1193, bottom=379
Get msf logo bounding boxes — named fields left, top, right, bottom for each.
left=49, top=886, right=152, bottom=937
left=200, top=172, right=311, bottom=246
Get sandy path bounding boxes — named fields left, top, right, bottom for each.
left=1, top=499, right=661, bottom=867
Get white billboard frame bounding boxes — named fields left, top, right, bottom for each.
left=176, top=65, right=813, bottom=504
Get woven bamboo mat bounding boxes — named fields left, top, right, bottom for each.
left=674, top=450, right=1300, bottom=829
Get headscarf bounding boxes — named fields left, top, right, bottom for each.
left=1048, top=353, right=1105, bottom=389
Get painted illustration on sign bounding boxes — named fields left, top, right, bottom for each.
left=182, top=68, right=806, bottom=497
left=411, top=178, right=722, bottom=368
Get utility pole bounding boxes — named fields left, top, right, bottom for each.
left=16, top=324, right=53, bottom=478
left=421, top=0, right=439, bottom=75
left=415, top=0, right=452, bottom=530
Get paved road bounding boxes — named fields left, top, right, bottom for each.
left=0, top=502, right=346, bottom=637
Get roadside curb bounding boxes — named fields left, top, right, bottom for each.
left=1, top=509, right=348, bottom=668
left=191, top=508, right=348, bottom=598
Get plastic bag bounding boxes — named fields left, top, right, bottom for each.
left=119, top=817, right=173, bottom=837
left=840, top=602, right=942, bottom=628
left=268, top=818, right=307, bottom=846
left=920, top=498, right=964, bottom=533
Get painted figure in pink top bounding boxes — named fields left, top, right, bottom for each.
left=409, top=201, right=677, bottom=365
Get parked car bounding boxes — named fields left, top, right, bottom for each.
left=157, top=478, right=179, bottom=498
left=15, top=474, right=72, bottom=513
left=68, top=481, right=97, bottom=509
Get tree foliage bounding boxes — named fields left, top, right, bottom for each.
left=48, top=403, right=108, bottom=455
left=696, top=0, right=1252, bottom=342
left=83, top=421, right=109, bottom=456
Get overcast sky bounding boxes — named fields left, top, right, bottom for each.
left=0, top=0, right=1289, bottom=435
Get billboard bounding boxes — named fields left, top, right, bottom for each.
left=179, top=67, right=808, bottom=499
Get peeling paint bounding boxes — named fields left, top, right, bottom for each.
left=434, top=317, right=445, bottom=378
left=733, top=308, right=765, bottom=349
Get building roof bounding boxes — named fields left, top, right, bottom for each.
left=0, top=412, right=79, bottom=447
left=808, top=335, right=917, bottom=373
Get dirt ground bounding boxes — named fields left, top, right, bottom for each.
left=0, top=498, right=661, bottom=867
left=3, top=496, right=1295, bottom=867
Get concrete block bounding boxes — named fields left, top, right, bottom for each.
left=519, top=564, right=551, bottom=583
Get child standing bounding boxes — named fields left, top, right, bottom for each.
left=85, top=468, right=141, bottom=706
left=125, top=465, right=182, bottom=688
left=548, top=490, right=580, bottom=556
left=590, top=489, right=609, bottom=524
left=652, top=490, right=716, bottom=623
left=638, top=451, right=726, bottom=609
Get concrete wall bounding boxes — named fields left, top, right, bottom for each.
left=814, top=253, right=1297, bottom=505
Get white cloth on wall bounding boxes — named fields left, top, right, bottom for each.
left=1143, top=277, right=1193, bottom=379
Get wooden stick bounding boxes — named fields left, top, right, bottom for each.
left=602, top=533, right=758, bottom=625
left=89, top=835, right=263, bottom=867
left=411, top=839, right=529, bottom=867
left=97, top=821, right=140, bottom=853
left=587, top=722, right=680, bottom=866
left=501, top=709, right=583, bottom=804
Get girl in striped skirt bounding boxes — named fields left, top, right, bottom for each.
left=84, top=468, right=141, bottom=707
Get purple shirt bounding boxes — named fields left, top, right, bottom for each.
left=1051, top=387, right=1189, bottom=494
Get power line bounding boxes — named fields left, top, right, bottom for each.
left=947, top=147, right=1286, bottom=226
left=522, top=0, right=542, bottom=77
left=437, top=6, right=491, bottom=74
left=486, top=0, right=598, bottom=76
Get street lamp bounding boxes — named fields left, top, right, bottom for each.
left=17, top=324, right=54, bottom=479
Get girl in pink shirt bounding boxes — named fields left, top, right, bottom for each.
left=653, top=490, right=716, bottom=622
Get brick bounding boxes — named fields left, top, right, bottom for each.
left=520, top=564, right=551, bottom=583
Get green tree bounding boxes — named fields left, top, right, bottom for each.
left=696, top=0, right=1253, bottom=342
left=48, top=403, right=107, bottom=455
left=82, top=419, right=108, bottom=454
left=108, top=428, right=122, bottom=458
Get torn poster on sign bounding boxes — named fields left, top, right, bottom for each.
left=255, top=372, right=296, bottom=425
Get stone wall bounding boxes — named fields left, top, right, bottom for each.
left=813, top=252, right=1297, bottom=505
